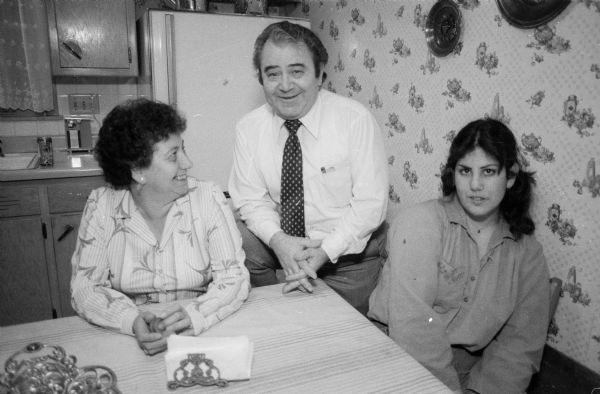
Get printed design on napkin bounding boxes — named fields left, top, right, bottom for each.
left=165, top=335, right=254, bottom=387
left=168, top=353, right=228, bottom=389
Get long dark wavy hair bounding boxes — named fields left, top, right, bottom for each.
left=253, top=21, right=328, bottom=85
left=95, top=98, right=186, bottom=189
left=441, top=118, right=536, bottom=239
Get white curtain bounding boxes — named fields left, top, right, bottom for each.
left=0, top=0, right=53, bottom=112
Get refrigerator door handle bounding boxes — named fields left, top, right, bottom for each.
left=165, top=14, right=177, bottom=107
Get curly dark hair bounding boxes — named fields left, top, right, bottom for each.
left=253, top=21, right=328, bottom=85
left=94, top=98, right=186, bottom=189
left=441, top=118, right=536, bottom=239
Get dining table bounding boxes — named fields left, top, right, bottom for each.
left=0, top=280, right=451, bottom=393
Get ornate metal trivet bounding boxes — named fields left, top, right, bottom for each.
left=167, top=353, right=228, bottom=390
left=0, top=342, right=121, bottom=394
left=425, top=0, right=462, bottom=57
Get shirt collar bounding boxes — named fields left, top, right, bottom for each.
left=115, top=187, right=190, bottom=220
left=273, top=90, right=323, bottom=140
left=443, top=194, right=515, bottom=241
left=115, top=191, right=132, bottom=220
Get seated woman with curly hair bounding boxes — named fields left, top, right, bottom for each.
left=71, top=98, right=250, bottom=355
left=369, top=118, right=550, bottom=393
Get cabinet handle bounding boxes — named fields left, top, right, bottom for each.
left=62, top=40, right=83, bottom=60
left=57, top=225, right=75, bottom=242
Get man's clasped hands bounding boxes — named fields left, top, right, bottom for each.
left=269, top=231, right=330, bottom=294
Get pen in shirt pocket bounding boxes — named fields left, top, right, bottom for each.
left=320, top=166, right=336, bottom=174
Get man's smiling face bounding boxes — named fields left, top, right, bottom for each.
left=259, top=40, right=323, bottom=120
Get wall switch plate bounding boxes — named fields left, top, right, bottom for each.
left=68, top=94, right=99, bottom=114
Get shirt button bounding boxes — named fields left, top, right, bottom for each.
left=463, top=297, right=469, bottom=302
left=471, top=276, right=476, bottom=281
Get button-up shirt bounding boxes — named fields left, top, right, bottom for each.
left=71, top=178, right=250, bottom=336
left=368, top=196, right=550, bottom=393
left=228, top=89, right=388, bottom=261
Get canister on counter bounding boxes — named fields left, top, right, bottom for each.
left=65, top=117, right=92, bottom=151
left=37, top=137, right=53, bottom=167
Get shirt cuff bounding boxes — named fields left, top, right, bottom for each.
left=121, top=308, right=141, bottom=336
left=320, top=233, right=347, bottom=263
left=253, top=221, right=283, bottom=246
left=186, top=304, right=208, bottom=336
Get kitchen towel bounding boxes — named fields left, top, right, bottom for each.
left=165, top=335, right=254, bottom=383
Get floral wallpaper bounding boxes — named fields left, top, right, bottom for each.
left=291, top=0, right=600, bottom=373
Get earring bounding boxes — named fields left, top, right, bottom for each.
left=136, top=176, right=145, bottom=192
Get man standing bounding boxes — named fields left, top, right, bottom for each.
left=228, top=21, right=388, bottom=314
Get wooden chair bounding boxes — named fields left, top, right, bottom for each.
left=549, top=277, right=562, bottom=320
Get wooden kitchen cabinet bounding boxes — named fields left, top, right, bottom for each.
left=51, top=213, right=82, bottom=318
left=0, top=216, right=54, bottom=326
left=0, top=175, right=105, bottom=326
left=48, top=178, right=107, bottom=318
left=47, top=0, right=138, bottom=76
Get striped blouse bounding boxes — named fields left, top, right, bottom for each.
left=71, top=177, right=250, bottom=336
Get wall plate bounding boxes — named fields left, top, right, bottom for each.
left=68, top=94, right=99, bottom=114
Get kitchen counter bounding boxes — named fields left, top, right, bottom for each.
left=0, top=151, right=102, bottom=182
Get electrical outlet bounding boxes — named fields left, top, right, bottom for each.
left=68, top=94, right=99, bottom=114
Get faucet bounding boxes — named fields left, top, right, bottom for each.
left=0, top=139, right=4, bottom=157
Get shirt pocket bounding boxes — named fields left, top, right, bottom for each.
left=313, top=160, right=352, bottom=207
left=436, top=257, right=467, bottom=311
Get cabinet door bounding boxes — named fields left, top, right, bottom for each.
left=0, top=217, right=53, bottom=326
left=48, top=176, right=104, bottom=317
left=47, top=0, right=138, bottom=76
left=52, top=213, right=82, bottom=318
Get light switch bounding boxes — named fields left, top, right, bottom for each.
left=68, top=94, right=99, bottom=114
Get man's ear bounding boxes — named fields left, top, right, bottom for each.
left=506, top=163, right=519, bottom=189
left=318, top=64, right=325, bottom=86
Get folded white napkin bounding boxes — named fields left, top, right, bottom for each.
left=165, top=335, right=254, bottom=383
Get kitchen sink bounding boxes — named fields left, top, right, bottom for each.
left=0, top=153, right=39, bottom=170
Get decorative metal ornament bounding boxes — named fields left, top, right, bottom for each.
left=496, top=0, right=571, bottom=29
left=167, top=353, right=228, bottom=390
left=425, top=0, right=462, bottom=57
left=0, top=342, right=121, bottom=393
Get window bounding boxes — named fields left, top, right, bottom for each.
left=0, top=0, right=56, bottom=117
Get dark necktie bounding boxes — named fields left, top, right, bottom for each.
left=281, top=119, right=305, bottom=237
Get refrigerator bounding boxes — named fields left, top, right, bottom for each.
left=139, top=10, right=310, bottom=190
